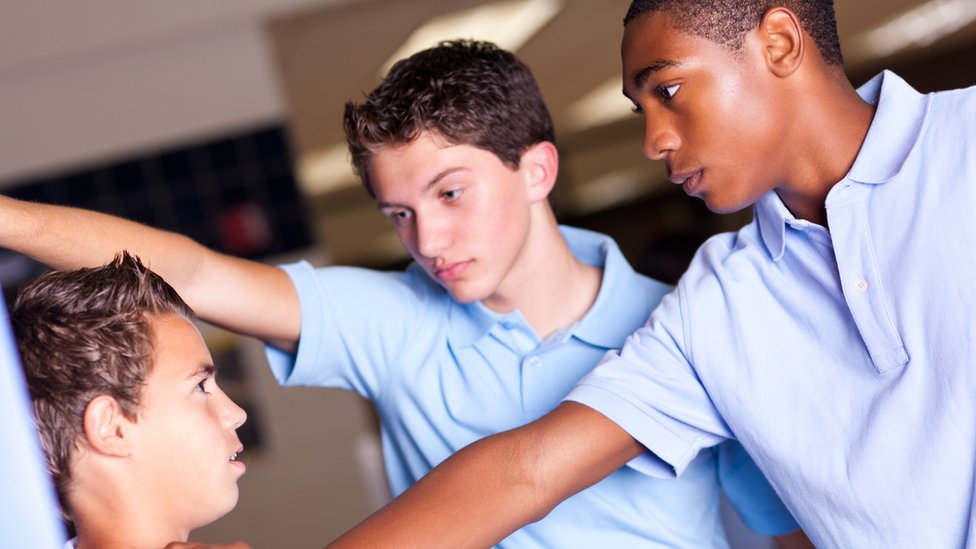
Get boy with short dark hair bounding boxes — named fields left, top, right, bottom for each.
left=12, top=253, right=250, bottom=549
left=322, top=1, right=976, bottom=547
left=0, top=40, right=804, bottom=547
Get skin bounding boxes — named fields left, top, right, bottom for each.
left=370, top=131, right=537, bottom=307
left=624, top=9, right=873, bottom=225
left=369, top=131, right=602, bottom=338
left=322, top=7, right=877, bottom=548
left=69, top=314, right=249, bottom=549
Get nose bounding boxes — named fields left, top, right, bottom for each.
left=416, top=213, right=450, bottom=259
left=218, top=389, right=247, bottom=431
left=642, top=115, right=680, bottom=161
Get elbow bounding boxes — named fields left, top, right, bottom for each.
left=504, top=432, right=567, bottom=524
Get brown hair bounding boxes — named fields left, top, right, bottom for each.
left=11, top=252, right=195, bottom=517
left=343, top=39, right=556, bottom=196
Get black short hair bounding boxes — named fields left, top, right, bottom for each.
left=624, top=0, right=843, bottom=66
left=343, top=39, right=555, bottom=196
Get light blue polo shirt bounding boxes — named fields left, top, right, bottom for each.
left=267, top=226, right=798, bottom=547
left=568, top=71, right=976, bottom=548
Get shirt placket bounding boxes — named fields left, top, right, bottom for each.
left=827, top=189, right=909, bottom=373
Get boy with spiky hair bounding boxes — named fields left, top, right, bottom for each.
left=323, top=1, right=976, bottom=547
left=0, top=39, right=804, bottom=547
left=13, top=253, right=250, bottom=549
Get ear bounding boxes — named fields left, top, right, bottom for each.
left=519, top=141, right=559, bottom=204
left=83, top=395, right=134, bottom=457
left=759, top=7, right=805, bottom=77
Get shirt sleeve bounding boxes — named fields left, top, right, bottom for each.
left=264, top=261, right=432, bottom=401
left=565, top=287, right=733, bottom=477
left=717, top=440, right=799, bottom=536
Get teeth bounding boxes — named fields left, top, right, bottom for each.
left=230, top=452, right=238, bottom=461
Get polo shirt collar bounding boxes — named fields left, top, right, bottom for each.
left=571, top=229, right=654, bottom=349
left=447, top=226, right=648, bottom=349
left=756, top=192, right=793, bottom=262
left=846, top=70, right=927, bottom=184
left=446, top=298, right=499, bottom=349
left=756, top=70, right=927, bottom=261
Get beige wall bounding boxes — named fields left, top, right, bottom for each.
left=0, top=0, right=333, bottom=185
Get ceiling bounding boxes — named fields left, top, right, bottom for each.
left=263, top=0, right=976, bottom=266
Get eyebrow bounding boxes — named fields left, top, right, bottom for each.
left=376, top=166, right=468, bottom=209
left=186, top=363, right=217, bottom=380
left=631, top=59, right=682, bottom=91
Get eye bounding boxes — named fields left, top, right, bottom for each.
left=441, top=188, right=463, bottom=201
left=384, top=209, right=413, bottom=226
left=195, top=379, right=211, bottom=394
left=656, top=83, right=681, bottom=102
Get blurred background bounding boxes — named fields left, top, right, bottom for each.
left=1, top=1, right=973, bottom=547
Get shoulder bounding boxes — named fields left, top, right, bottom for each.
left=280, top=260, right=452, bottom=314
left=929, top=82, right=976, bottom=110
left=923, top=83, right=976, bottom=135
left=630, top=269, right=673, bottom=304
left=678, top=226, right=762, bottom=289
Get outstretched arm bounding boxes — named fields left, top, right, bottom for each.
left=326, top=402, right=642, bottom=548
left=0, top=196, right=299, bottom=350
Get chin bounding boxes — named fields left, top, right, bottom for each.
left=702, top=194, right=752, bottom=215
left=447, top=288, right=486, bottom=304
left=212, top=486, right=241, bottom=518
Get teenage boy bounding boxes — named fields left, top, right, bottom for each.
left=322, top=1, right=976, bottom=548
left=0, top=40, right=805, bottom=547
left=12, top=253, right=250, bottom=549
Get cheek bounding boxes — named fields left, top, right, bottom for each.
left=394, top=223, right=431, bottom=264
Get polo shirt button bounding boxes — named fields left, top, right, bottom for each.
left=501, top=321, right=517, bottom=330
left=526, top=356, right=541, bottom=368
left=854, top=276, right=869, bottom=293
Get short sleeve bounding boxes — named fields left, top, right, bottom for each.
left=565, top=287, right=732, bottom=477
left=717, top=441, right=799, bottom=536
left=264, top=261, right=435, bottom=401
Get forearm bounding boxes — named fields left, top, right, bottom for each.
left=1, top=195, right=206, bottom=285
left=326, top=402, right=641, bottom=548
left=329, top=429, right=550, bottom=548
left=0, top=196, right=300, bottom=346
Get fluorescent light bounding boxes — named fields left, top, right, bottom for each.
left=379, top=0, right=563, bottom=76
left=298, top=143, right=358, bottom=195
left=564, top=75, right=634, bottom=132
left=563, top=167, right=654, bottom=215
left=846, top=0, right=976, bottom=64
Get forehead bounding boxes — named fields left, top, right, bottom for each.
left=368, top=132, right=508, bottom=201
left=145, top=314, right=211, bottom=385
left=621, top=11, right=732, bottom=91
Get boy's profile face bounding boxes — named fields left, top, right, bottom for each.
left=129, top=313, right=247, bottom=532
left=622, top=11, right=788, bottom=214
left=369, top=131, right=535, bottom=306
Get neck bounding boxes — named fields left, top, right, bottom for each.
left=71, top=469, right=190, bottom=549
left=775, top=67, right=876, bottom=226
left=482, top=208, right=602, bottom=339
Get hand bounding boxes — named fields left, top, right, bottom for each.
left=162, top=542, right=251, bottom=549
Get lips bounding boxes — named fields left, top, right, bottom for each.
left=229, top=445, right=246, bottom=473
left=667, top=168, right=703, bottom=195
left=433, top=260, right=471, bottom=282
